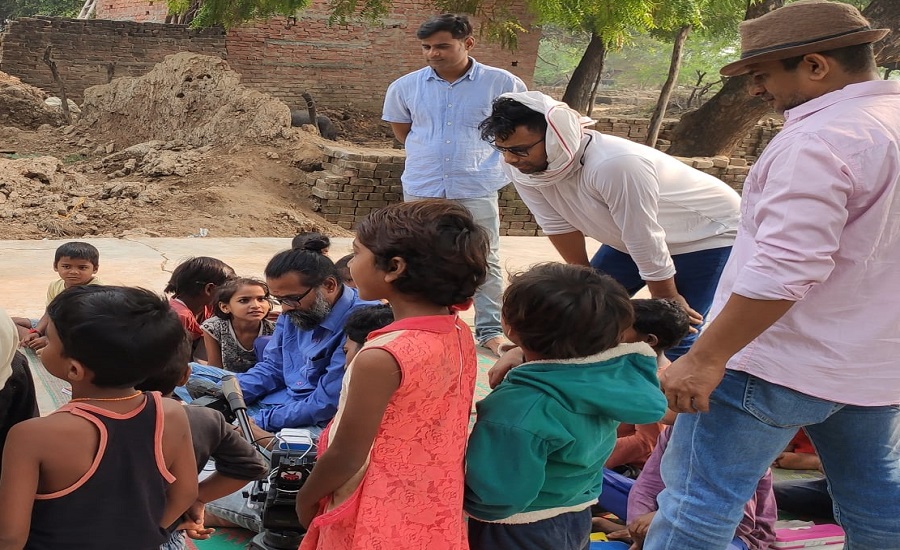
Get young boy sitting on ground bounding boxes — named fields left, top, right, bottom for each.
left=0, top=286, right=197, bottom=549
left=15, top=241, right=102, bottom=351
left=464, top=263, right=668, bottom=550
left=135, top=335, right=269, bottom=549
left=334, top=254, right=355, bottom=288
left=606, top=299, right=690, bottom=472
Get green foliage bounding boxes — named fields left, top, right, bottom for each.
left=327, top=0, right=389, bottom=24
left=0, top=0, right=81, bottom=21
left=534, top=27, right=589, bottom=86
left=175, top=0, right=309, bottom=27
left=434, top=0, right=527, bottom=49
left=535, top=26, right=738, bottom=92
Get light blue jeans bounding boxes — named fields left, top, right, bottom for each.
left=645, top=370, right=900, bottom=550
left=404, top=192, right=503, bottom=344
left=159, top=530, right=185, bottom=550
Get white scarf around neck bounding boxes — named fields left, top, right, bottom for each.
left=498, top=91, right=596, bottom=188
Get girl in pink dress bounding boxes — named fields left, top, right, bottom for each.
left=297, top=199, right=489, bottom=550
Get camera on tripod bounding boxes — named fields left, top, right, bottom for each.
left=219, top=376, right=318, bottom=550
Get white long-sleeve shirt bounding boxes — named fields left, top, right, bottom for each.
left=507, top=131, right=740, bottom=280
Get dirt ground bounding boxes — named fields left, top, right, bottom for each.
left=0, top=54, right=661, bottom=241
left=0, top=54, right=397, bottom=239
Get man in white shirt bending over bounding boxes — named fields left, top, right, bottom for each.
left=478, top=91, right=740, bottom=359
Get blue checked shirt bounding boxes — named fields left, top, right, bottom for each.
left=383, top=58, right=526, bottom=199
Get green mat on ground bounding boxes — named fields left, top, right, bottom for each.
left=187, top=529, right=254, bottom=549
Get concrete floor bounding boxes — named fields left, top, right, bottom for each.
left=0, top=236, right=605, bottom=319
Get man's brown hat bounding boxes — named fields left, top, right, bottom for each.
left=720, top=0, right=889, bottom=77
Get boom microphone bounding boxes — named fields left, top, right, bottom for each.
left=222, top=375, right=255, bottom=446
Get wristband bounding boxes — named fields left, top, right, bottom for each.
left=28, top=329, right=41, bottom=335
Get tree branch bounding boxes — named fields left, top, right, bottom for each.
left=41, top=46, right=72, bottom=125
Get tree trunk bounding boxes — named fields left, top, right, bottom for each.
left=562, top=33, right=607, bottom=113
left=42, top=46, right=72, bottom=125
left=77, top=0, right=96, bottom=19
left=864, top=0, right=900, bottom=67
left=666, top=0, right=785, bottom=158
left=586, top=65, right=604, bottom=117
left=647, top=25, right=691, bottom=148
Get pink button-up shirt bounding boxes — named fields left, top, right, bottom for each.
left=710, top=80, right=900, bottom=406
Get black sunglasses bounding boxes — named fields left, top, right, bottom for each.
left=271, top=286, right=315, bottom=307
left=488, top=137, right=545, bottom=158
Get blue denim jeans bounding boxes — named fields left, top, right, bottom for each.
left=645, top=370, right=900, bottom=550
left=405, top=192, right=503, bottom=344
left=158, top=529, right=185, bottom=550
left=589, top=245, right=732, bottom=360
left=173, top=362, right=267, bottom=416
left=468, top=509, right=591, bottom=550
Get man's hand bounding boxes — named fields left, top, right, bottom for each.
left=487, top=347, right=525, bottom=389
left=669, top=293, right=703, bottom=330
left=773, top=452, right=822, bottom=471
left=659, top=352, right=726, bottom=413
left=624, top=511, right=656, bottom=550
left=247, top=419, right=277, bottom=450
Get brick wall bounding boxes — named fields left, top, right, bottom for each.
left=92, top=0, right=540, bottom=111
left=224, top=0, right=539, bottom=111
left=592, top=116, right=782, bottom=163
left=0, top=17, right=225, bottom=102
left=95, top=0, right=168, bottom=22
left=307, top=144, right=751, bottom=235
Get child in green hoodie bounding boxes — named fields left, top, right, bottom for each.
left=464, top=263, right=668, bottom=550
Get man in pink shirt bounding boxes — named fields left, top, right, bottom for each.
left=645, top=2, right=900, bottom=549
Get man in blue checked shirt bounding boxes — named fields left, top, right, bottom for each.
left=201, top=244, right=377, bottom=532
left=383, top=13, right=526, bottom=357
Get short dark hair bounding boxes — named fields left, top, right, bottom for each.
left=631, top=299, right=691, bottom=352
left=334, top=253, right=353, bottom=283
left=344, top=304, right=394, bottom=346
left=54, top=242, right=99, bottom=267
left=213, top=277, right=270, bottom=320
left=355, top=200, right=488, bottom=307
left=265, top=247, right=338, bottom=286
left=291, top=232, right=331, bottom=253
left=479, top=97, right=548, bottom=143
left=47, top=286, right=186, bottom=389
left=164, top=257, right=235, bottom=297
left=135, top=332, right=192, bottom=396
left=417, top=13, right=472, bottom=40
left=780, top=43, right=876, bottom=74
left=503, top=263, right=633, bottom=360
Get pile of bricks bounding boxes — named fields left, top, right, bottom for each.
left=307, top=145, right=751, bottom=235
left=674, top=156, right=750, bottom=194
left=307, top=146, right=405, bottom=230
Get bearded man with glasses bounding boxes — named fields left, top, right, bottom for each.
left=187, top=239, right=378, bottom=533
